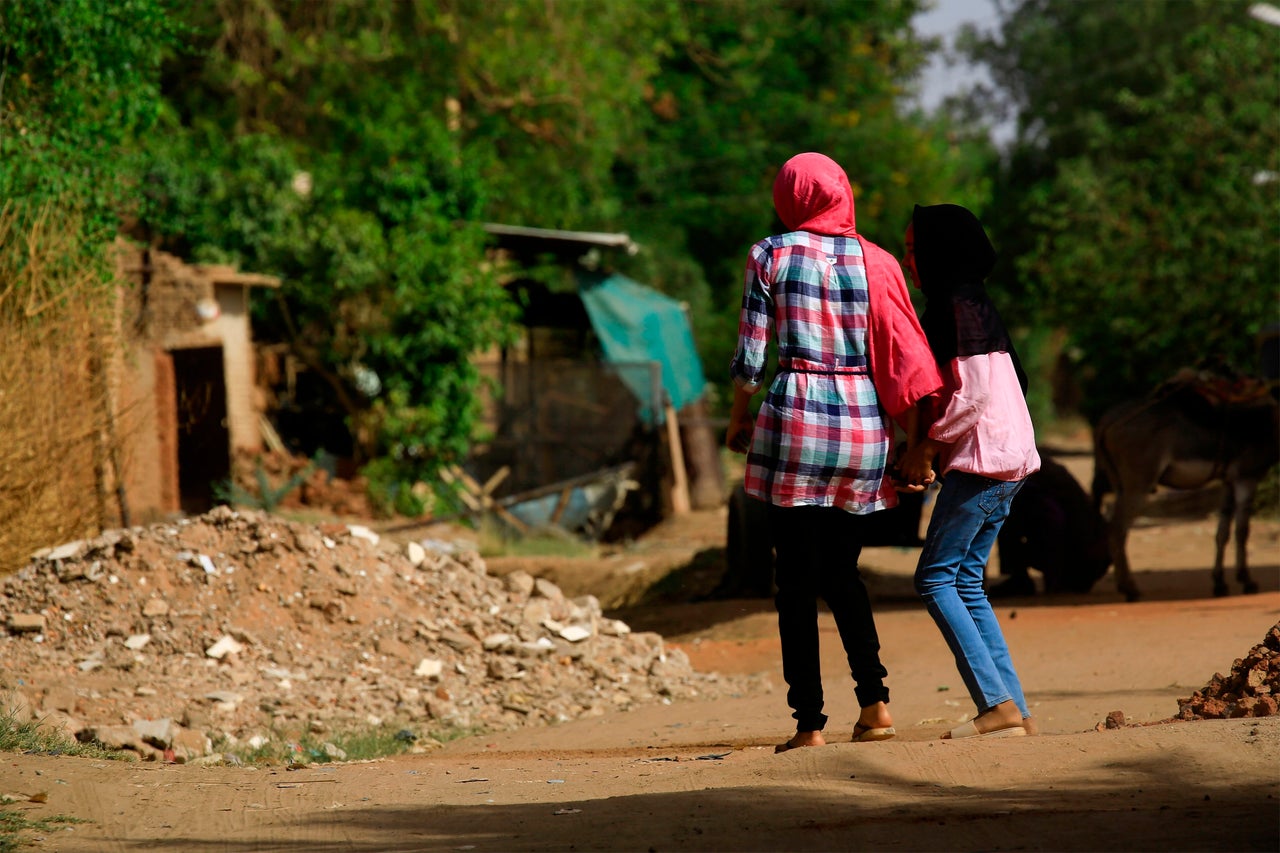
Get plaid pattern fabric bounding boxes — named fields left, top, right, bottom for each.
left=730, top=232, right=893, bottom=513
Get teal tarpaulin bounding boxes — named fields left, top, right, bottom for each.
left=579, top=273, right=706, bottom=425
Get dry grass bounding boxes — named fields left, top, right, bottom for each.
left=0, top=204, right=128, bottom=573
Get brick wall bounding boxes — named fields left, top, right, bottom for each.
left=112, top=243, right=278, bottom=520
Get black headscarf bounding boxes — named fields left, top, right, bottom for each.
left=911, top=203, right=1028, bottom=394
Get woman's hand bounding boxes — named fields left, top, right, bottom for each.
left=899, top=439, right=940, bottom=487
left=726, top=415, right=754, bottom=454
left=726, top=384, right=756, bottom=454
left=893, top=477, right=928, bottom=494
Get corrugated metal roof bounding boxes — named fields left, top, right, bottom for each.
left=482, top=223, right=638, bottom=254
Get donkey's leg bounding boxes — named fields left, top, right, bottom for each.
left=1212, top=485, right=1234, bottom=597
left=1233, top=478, right=1260, bottom=595
left=1108, top=488, right=1145, bottom=602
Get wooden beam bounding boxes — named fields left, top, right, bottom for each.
left=664, top=402, right=691, bottom=515
left=549, top=486, right=575, bottom=525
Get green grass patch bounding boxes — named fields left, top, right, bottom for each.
left=0, top=710, right=130, bottom=761
left=218, top=722, right=485, bottom=767
left=0, top=711, right=107, bottom=853
left=475, top=516, right=599, bottom=559
left=0, top=807, right=85, bottom=853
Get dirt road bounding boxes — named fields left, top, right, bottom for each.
left=2, top=502, right=1279, bottom=851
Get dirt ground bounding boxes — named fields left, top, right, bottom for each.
left=3, top=455, right=1279, bottom=852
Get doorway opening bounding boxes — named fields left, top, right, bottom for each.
left=173, top=346, right=230, bottom=514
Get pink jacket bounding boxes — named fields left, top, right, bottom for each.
left=928, top=351, right=1040, bottom=481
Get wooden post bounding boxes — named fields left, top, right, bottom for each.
left=678, top=395, right=726, bottom=509
left=664, top=400, right=691, bottom=515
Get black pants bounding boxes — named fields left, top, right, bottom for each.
left=768, top=503, right=890, bottom=732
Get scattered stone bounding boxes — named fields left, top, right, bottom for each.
left=347, top=525, right=379, bottom=546
left=1178, top=622, right=1280, bottom=721
left=415, top=659, right=444, bottom=679
left=533, top=577, right=564, bottom=602
left=6, top=613, right=45, bottom=633
left=133, top=717, right=175, bottom=748
left=206, top=635, right=245, bottom=660
left=558, top=625, right=592, bottom=643
left=600, top=619, right=631, bottom=637
left=142, top=598, right=170, bottom=618
left=1, top=690, right=35, bottom=722
left=405, top=541, right=427, bottom=567
left=46, top=541, right=85, bottom=562
left=42, top=686, right=77, bottom=714
left=482, top=633, right=512, bottom=651
left=172, top=727, right=212, bottom=760
left=505, top=571, right=536, bottom=598
left=375, top=636, right=411, bottom=659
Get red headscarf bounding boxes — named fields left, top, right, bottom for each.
left=769, top=151, right=940, bottom=421
left=772, top=152, right=858, bottom=236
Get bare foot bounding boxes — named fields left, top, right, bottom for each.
left=942, top=699, right=1024, bottom=738
left=856, top=701, right=893, bottom=731
left=775, top=730, right=825, bottom=753
left=1021, top=716, right=1040, bottom=736
left=851, top=701, right=896, bottom=742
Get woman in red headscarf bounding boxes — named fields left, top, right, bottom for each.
left=727, top=152, right=942, bottom=752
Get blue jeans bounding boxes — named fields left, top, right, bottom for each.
left=915, top=471, right=1029, bottom=718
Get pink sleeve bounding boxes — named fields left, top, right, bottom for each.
left=859, top=238, right=943, bottom=421
left=929, top=354, right=991, bottom=442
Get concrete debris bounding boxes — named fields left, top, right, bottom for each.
left=206, top=635, right=245, bottom=660
left=0, top=507, right=763, bottom=762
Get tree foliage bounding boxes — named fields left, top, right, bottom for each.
left=965, top=0, right=1280, bottom=417
left=5, top=0, right=999, bottom=510
left=608, top=0, right=992, bottom=388
left=134, top=3, right=523, bottom=496
left=0, top=0, right=175, bottom=255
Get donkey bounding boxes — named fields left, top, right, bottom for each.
left=1092, top=379, right=1279, bottom=601
left=991, top=455, right=1112, bottom=597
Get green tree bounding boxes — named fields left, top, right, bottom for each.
left=612, top=0, right=993, bottom=391
left=965, top=0, right=1280, bottom=418
left=134, top=2, right=524, bottom=500
left=0, top=0, right=175, bottom=250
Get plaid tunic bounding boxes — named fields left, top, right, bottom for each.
left=730, top=231, right=894, bottom=513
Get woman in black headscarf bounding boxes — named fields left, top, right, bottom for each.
left=899, top=204, right=1041, bottom=739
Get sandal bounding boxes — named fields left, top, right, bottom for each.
left=852, top=723, right=896, bottom=743
left=946, top=720, right=1026, bottom=739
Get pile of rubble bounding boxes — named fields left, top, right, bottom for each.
left=1177, top=621, right=1280, bottom=720
left=0, top=507, right=762, bottom=762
